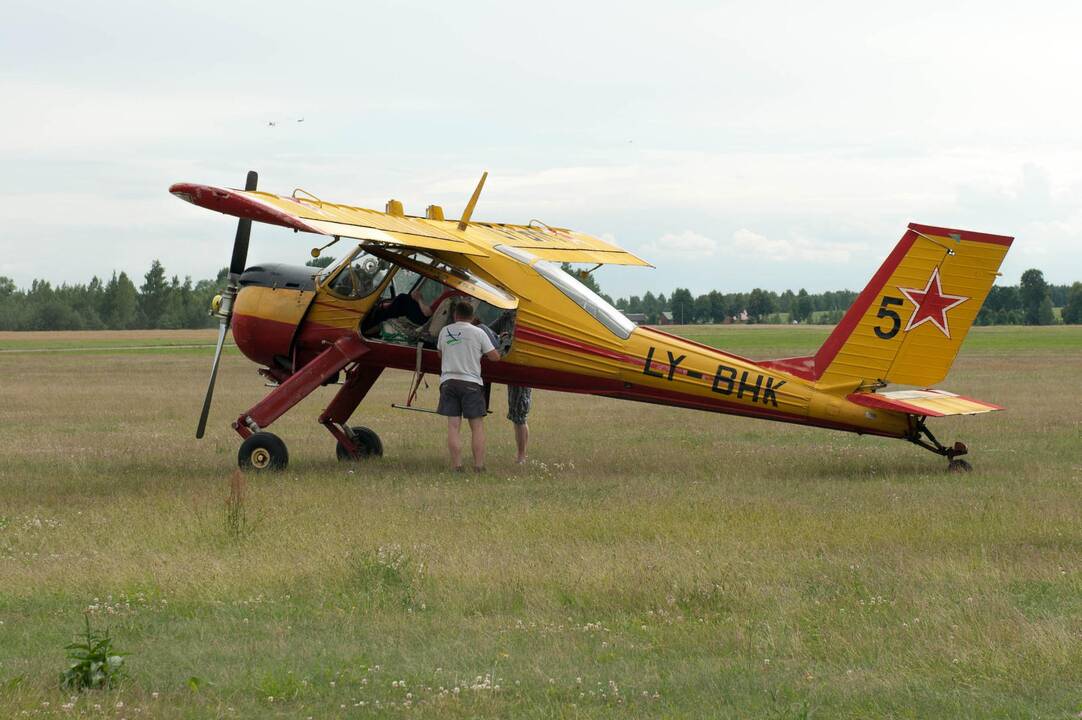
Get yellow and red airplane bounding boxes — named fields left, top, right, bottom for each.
left=170, top=171, right=1012, bottom=473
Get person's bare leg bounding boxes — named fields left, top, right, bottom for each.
left=514, top=422, right=529, bottom=464
left=468, top=417, right=485, bottom=470
left=447, top=417, right=463, bottom=469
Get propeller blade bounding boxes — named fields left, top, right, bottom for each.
left=195, top=319, right=230, bottom=439
left=199, top=170, right=257, bottom=439
left=228, top=170, right=258, bottom=277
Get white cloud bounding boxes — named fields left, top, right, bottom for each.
left=726, top=229, right=867, bottom=264
left=641, top=230, right=718, bottom=258
left=0, top=192, right=192, bottom=228
left=0, top=82, right=263, bottom=153
left=4, top=2, right=1082, bottom=293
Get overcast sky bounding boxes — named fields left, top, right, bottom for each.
left=2, top=0, right=1080, bottom=299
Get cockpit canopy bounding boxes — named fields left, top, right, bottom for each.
left=318, top=250, right=392, bottom=300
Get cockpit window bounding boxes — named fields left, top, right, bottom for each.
left=365, top=247, right=518, bottom=309
left=321, top=249, right=391, bottom=300
left=391, top=266, right=423, bottom=296
left=494, top=244, right=635, bottom=339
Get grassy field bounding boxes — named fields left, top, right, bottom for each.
left=0, top=325, right=1080, bottom=718
left=0, top=330, right=225, bottom=352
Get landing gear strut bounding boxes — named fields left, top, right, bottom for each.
left=907, top=417, right=971, bottom=472
left=228, top=339, right=384, bottom=473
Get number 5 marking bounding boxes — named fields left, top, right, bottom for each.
left=874, top=296, right=904, bottom=339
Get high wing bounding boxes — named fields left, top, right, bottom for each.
left=465, top=221, right=652, bottom=267
left=169, top=182, right=651, bottom=266
left=169, top=183, right=486, bottom=256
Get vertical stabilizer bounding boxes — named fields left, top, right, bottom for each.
left=812, top=224, right=1013, bottom=387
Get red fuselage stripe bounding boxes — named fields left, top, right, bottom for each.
left=513, top=322, right=894, bottom=434
left=232, top=314, right=901, bottom=438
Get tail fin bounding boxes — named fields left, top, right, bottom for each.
left=812, top=223, right=1013, bottom=387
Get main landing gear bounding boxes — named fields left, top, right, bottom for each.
left=235, top=426, right=383, bottom=473
left=335, top=426, right=384, bottom=462
left=229, top=336, right=387, bottom=473
left=907, top=417, right=972, bottom=473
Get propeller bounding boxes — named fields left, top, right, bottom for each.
left=196, top=170, right=258, bottom=439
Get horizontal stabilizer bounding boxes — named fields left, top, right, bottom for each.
left=848, top=389, right=1003, bottom=417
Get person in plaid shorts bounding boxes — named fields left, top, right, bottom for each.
left=475, top=317, right=532, bottom=464
left=506, top=384, right=532, bottom=464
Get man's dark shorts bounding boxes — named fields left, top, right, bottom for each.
left=507, top=385, right=532, bottom=425
left=438, top=379, right=487, bottom=419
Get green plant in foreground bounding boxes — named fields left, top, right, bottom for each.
left=59, top=615, right=126, bottom=691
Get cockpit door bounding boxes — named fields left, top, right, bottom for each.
left=365, top=246, right=518, bottom=310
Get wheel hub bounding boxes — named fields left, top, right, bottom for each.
left=250, top=448, right=271, bottom=469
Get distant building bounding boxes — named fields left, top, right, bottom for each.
left=658, top=311, right=674, bottom=325
left=723, top=309, right=750, bottom=324
left=623, top=312, right=648, bottom=324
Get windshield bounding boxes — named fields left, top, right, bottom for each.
left=321, top=247, right=391, bottom=300
left=495, top=244, right=635, bottom=339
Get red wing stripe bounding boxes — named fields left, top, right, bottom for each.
left=169, top=183, right=319, bottom=234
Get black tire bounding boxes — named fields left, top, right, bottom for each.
left=336, top=426, right=383, bottom=461
left=948, top=458, right=972, bottom=473
left=238, top=432, right=289, bottom=472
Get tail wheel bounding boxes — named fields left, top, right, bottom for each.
left=238, top=432, right=289, bottom=472
left=336, top=426, right=383, bottom=461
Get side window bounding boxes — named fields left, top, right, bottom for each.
left=327, top=252, right=390, bottom=300
left=414, top=277, right=446, bottom=306
left=391, top=267, right=422, bottom=296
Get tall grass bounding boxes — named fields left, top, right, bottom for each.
left=0, top=326, right=1078, bottom=718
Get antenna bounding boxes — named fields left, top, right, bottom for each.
left=457, top=171, right=488, bottom=231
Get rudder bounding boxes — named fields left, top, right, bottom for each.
left=813, top=223, right=1013, bottom=388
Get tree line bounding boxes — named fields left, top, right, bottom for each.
left=0, top=262, right=228, bottom=331
left=603, top=268, right=1082, bottom=326
left=1, top=261, right=1079, bottom=331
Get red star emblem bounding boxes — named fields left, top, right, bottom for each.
left=897, top=267, right=968, bottom=338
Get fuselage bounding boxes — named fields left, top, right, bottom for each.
left=230, top=246, right=912, bottom=440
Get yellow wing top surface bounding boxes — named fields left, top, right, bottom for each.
left=169, top=182, right=650, bottom=266
left=170, top=183, right=484, bottom=256
left=465, top=221, right=652, bottom=267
